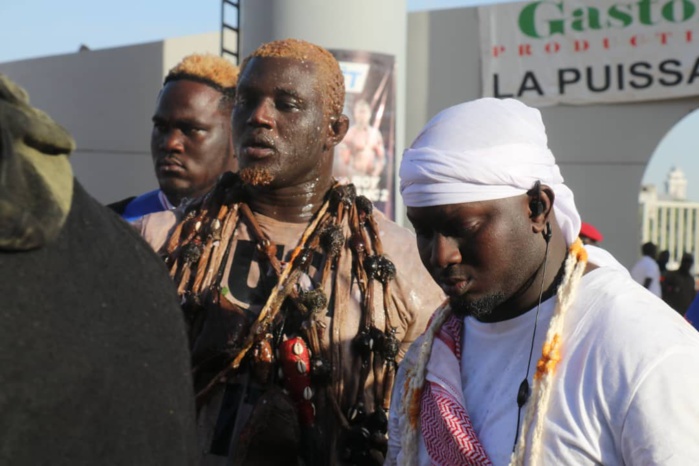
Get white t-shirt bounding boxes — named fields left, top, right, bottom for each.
left=387, top=246, right=699, bottom=465
left=630, top=255, right=662, bottom=297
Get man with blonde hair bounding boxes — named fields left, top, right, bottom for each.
left=109, top=54, right=238, bottom=221
left=139, top=39, right=442, bottom=465
left=386, top=98, right=699, bottom=465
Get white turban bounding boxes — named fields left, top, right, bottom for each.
left=400, top=98, right=581, bottom=245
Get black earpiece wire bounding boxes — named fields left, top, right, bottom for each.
left=512, top=220, right=552, bottom=452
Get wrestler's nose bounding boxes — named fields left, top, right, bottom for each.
left=430, top=233, right=462, bottom=270
left=247, top=99, right=275, bottom=129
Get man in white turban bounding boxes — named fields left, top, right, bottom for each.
left=386, top=98, right=699, bottom=466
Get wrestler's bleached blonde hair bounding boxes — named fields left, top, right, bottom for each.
left=240, top=38, right=345, bottom=118
left=164, top=54, right=239, bottom=107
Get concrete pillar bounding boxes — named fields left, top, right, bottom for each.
left=678, top=207, right=686, bottom=256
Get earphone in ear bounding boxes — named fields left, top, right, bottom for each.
left=530, top=200, right=552, bottom=243
left=530, top=200, right=544, bottom=217
left=543, top=221, right=552, bottom=243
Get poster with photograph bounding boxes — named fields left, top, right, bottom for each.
left=329, top=49, right=396, bottom=219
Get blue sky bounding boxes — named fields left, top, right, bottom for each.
left=0, top=0, right=506, bottom=64
left=643, top=110, right=699, bottom=201
left=0, top=0, right=222, bottom=64
left=2, top=0, right=695, bottom=197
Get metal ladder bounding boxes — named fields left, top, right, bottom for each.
left=220, top=0, right=240, bottom=64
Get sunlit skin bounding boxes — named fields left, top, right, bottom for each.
left=151, top=80, right=235, bottom=206
left=407, top=188, right=570, bottom=322
left=232, top=57, right=348, bottom=223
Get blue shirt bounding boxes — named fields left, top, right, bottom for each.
left=121, top=189, right=173, bottom=223
left=685, top=294, right=699, bottom=331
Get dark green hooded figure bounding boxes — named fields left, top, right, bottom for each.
left=0, top=74, right=198, bottom=465
left=0, top=73, right=75, bottom=250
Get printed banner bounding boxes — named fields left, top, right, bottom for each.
left=479, top=0, right=699, bottom=106
left=330, top=50, right=396, bottom=219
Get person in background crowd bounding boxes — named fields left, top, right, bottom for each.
left=657, top=249, right=670, bottom=275
left=630, top=241, right=662, bottom=297
left=662, top=252, right=697, bottom=315
left=109, top=54, right=238, bottom=222
left=684, top=293, right=699, bottom=331
left=578, top=221, right=603, bottom=246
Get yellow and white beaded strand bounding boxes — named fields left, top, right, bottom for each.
left=510, top=240, right=588, bottom=466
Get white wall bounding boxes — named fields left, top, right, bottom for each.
left=0, top=32, right=221, bottom=205
left=0, top=42, right=163, bottom=203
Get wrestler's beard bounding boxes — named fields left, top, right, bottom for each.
left=239, top=167, right=273, bottom=187
left=449, top=291, right=506, bottom=319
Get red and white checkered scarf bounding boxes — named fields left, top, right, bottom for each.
left=420, top=313, right=493, bottom=466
